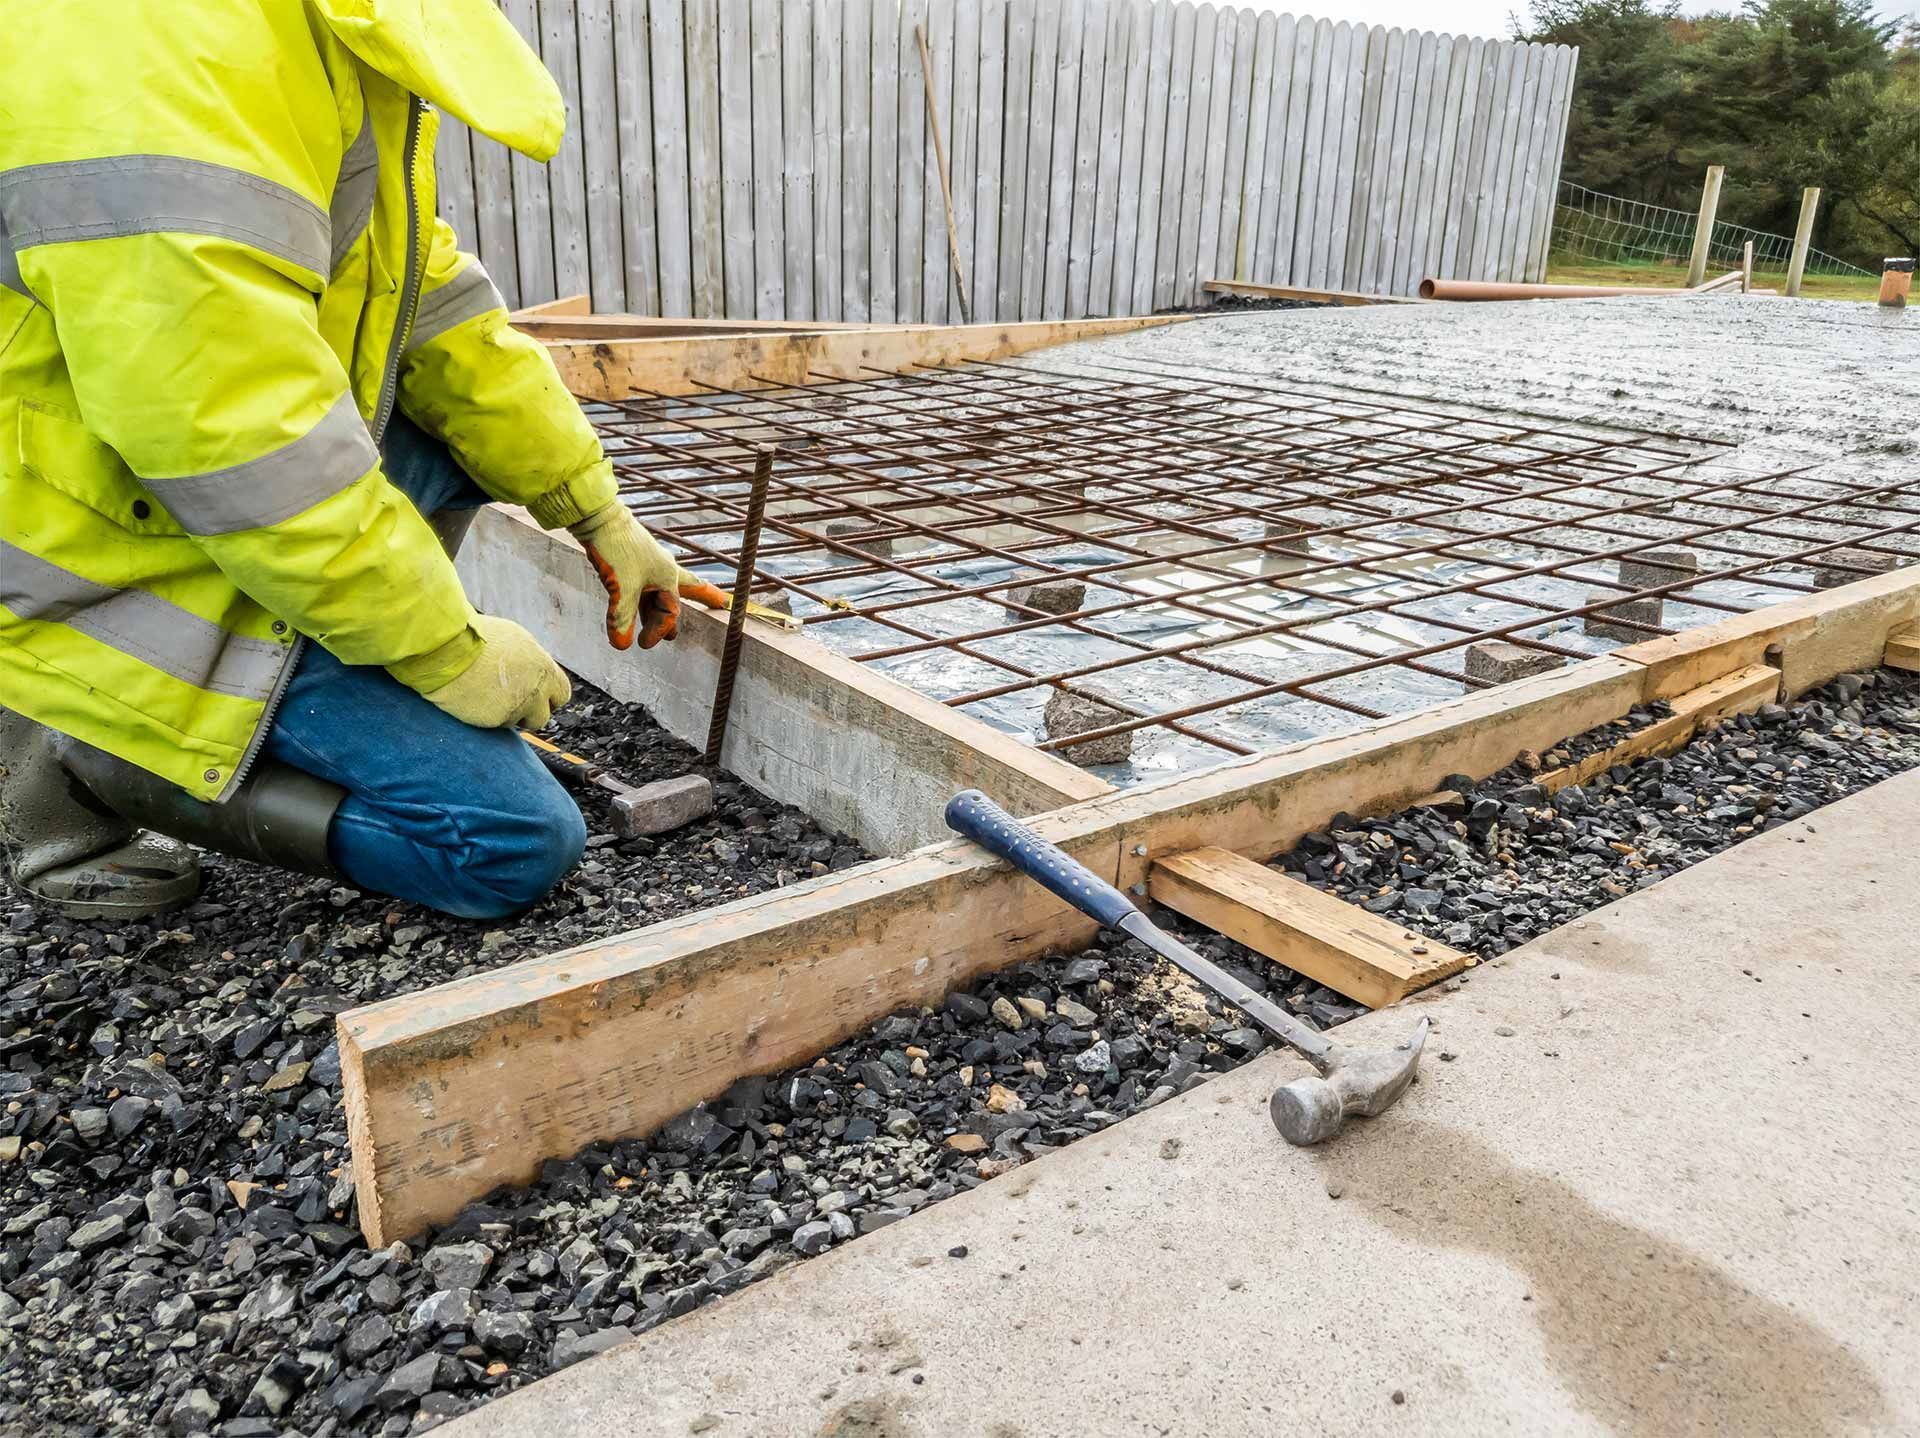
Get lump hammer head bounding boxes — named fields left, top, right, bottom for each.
left=1268, top=1017, right=1431, bottom=1145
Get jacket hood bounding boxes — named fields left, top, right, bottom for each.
left=312, top=0, right=565, bottom=160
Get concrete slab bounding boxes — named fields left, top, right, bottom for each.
left=448, top=770, right=1920, bottom=1438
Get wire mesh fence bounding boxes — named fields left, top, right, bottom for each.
left=1550, top=181, right=1871, bottom=278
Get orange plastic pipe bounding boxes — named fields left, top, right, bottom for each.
left=1418, top=277, right=1696, bottom=301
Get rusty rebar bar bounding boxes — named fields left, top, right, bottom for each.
left=703, top=447, right=773, bottom=766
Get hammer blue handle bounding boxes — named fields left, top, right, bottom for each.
left=944, top=789, right=1138, bottom=930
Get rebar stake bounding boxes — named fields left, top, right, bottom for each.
left=704, top=446, right=774, bottom=766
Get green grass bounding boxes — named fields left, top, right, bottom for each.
left=1546, top=254, right=1880, bottom=301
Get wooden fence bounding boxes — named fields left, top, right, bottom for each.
left=436, top=1, right=1578, bottom=319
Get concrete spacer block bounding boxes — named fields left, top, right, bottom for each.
left=614, top=774, right=715, bottom=838
left=1618, top=549, right=1698, bottom=592
left=1583, top=591, right=1663, bottom=643
left=825, top=519, right=899, bottom=559
left=1464, top=640, right=1564, bottom=686
left=1043, top=689, right=1135, bottom=767
left=1004, top=580, right=1087, bottom=617
left=1263, top=516, right=1314, bottom=556
left=1813, top=548, right=1906, bottom=591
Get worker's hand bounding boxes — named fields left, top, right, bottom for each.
left=567, top=502, right=700, bottom=650
left=411, top=616, right=572, bottom=730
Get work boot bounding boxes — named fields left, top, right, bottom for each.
left=0, top=708, right=201, bottom=920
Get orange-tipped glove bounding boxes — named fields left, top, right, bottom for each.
left=567, top=501, right=709, bottom=650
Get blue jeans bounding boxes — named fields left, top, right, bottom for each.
left=264, top=416, right=586, bottom=919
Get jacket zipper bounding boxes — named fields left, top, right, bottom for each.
left=223, top=95, right=430, bottom=801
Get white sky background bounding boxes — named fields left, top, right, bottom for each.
left=1272, top=0, right=1919, bottom=46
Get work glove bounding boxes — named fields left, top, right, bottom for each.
left=408, top=615, right=572, bottom=730
left=569, top=501, right=713, bottom=650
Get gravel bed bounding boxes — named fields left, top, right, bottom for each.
left=7, top=667, right=1916, bottom=1436
left=0, top=682, right=865, bottom=1437
left=1537, top=700, right=1669, bottom=771
left=1274, top=668, right=1920, bottom=956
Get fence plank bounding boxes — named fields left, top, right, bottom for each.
left=921, top=0, right=957, bottom=323
left=1469, top=39, right=1520, bottom=279
left=1400, top=30, right=1452, bottom=297
left=897, top=0, right=929, bottom=324
left=750, top=0, right=787, bottom=318
left=1494, top=42, right=1544, bottom=283
left=467, top=130, right=521, bottom=311
left=1235, top=11, right=1276, bottom=282
left=437, top=117, right=479, bottom=256
left=1251, top=11, right=1298, bottom=283
left=542, top=0, right=593, bottom=303
left=1308, top=20, right=1355, bottom=289
left=1214, top=6, right=1257, bottom=282
left=1187, top=5, right=1235, bottom=304
left=686, top=0, right=726, bottom=315
left=974, top=0, right=1007, bottom=321
left=812, top=0, right=845, bottom=319
left=1420, top=33, right=1471, bottom=287
left=1019, top=0, right=1063, bottom=318
left=1372, top=26, right=1420, bottom=293
left=1286, top=18, right=1332, bottom=285
left=946, top=0, right=981, bottom=322
left=1127, top=0, right=1174, bottom=313
left=1384, top=29, right=1435, bottom=296
left=649, top=0, right=693, bottom=314
left=1064, top=0, right=1109, bottom=316
left=1153, top=2, right=1196, bottom=310
left=1172, top=4, right=1219, bottom=309
left=841, top=0, right=873, bottom=320
left=1040, top=0, right=1085, bottom=318
left=1529, top=45, right=1577, bottom=282
left=995, top=0, right=1033, bottom=319
left=1453, top=37, right=1499, bottom=283
left=717, top=0, right=755, bottom=314
left=502, top=0, right=556, bottom=303
left=1435, top=36, right=1485, bottom=282
left=1339, top=25, right=1384, bottom=288
left=579, top=0, right=631, bottom=312
left=871, top=0, right=901, bottom=319
left=1516, top=44, right=1567, bottom=283
left=1356, top=26, right=1403, bottom=293
left=782, top=0, right=814, bottom=317
left=1325, top=22, right=1369, bottom=290
left=1088, top=0, right=1133, bottom=311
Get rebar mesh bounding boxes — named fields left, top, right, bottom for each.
left=587, top=358, right=1919, bottom=778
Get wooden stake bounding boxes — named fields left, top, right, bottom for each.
left=1741, top=240, right=1754, bottom=294
left=916, top=23, right=973, bottom=325
left=1785, top=187, right=1820, bottom=298
left=1685, top=165, right=1725, bottom=289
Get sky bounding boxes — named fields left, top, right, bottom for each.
left=1272, top=0, right=1919, bottom=45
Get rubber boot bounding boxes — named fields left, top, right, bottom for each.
left=55, top=739, right=345, bottom=882
left=0, top=708, right=202, bottom=921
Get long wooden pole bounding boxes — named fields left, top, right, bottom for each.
left=1786, top=187, right=1820, bottom=298
left=1685, top=165, right=1725, bottom=289
left=915, top=23, right=973, bottom=324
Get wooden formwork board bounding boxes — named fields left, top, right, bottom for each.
left=1201, top=277, right=1418, bottom=306
left=539, top=314, right=1191, bottom=399
left=344, top=509, right=1920, bottom=1248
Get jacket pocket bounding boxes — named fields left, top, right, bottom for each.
left=18, top=400, right=186, bottom=537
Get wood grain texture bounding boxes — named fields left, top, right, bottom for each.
left=995, top=0, right=1034, bottom=320
left=649, top=0, right=693, bottom=314
left=749, top=0, right=788, bottom=318
left=1127, top=0, right=1174, bottom=312
left=812, top=0, right=845, bottom=318
left=782, top=0, right=815, bottom=317
left=972, top=0, right=1008, bottom=321
left=1150, top=847, right=1473, bottom=1009
left=841, top=0, right=874, bottom=320
left=1153, top=2, right=1196, bottom=309
left=686, top=0, right=727, bottom=315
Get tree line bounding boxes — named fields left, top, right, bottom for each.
left=1516, top=0, right=1920, bottom=264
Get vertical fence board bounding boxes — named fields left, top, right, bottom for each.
left=1356, top=26, right=1403, bottom=293
left=950, top=0, right=982, bottom=321
left=1400, top=31, right=1450, bottom=296
left=1340, top=25, right=1385, bottom=288
left=1251, top=12, right=1299, bottom=283
left=1127, top=0, right=1174, bottom=313
left=1285, top=18, right=1331, bottom=285
left=1322, top=22, right=1367, bottom=290
left=1385, top=30, right=1436, bottom=296
left=1372, top=26, right=1419, bottom=292
left=1088, top=0, right=1133, bottom=311
left=813, top=0, right=845, bottom=318
left=897, top=0, right=929, bottom=324
left=1528, top=45, right=1577, bottom=282
left=749, top=0, right=787, bottom=318
left=1018, top=0, right=1062, bottom=318
left=438, top=118, right=479, bottom=255
left=920, top=0, right=957, bottom=323
left=685, top=0, right=726, bottom=315
left=541, top=0, right=593, bottom=302
left=1514, top=44, right=1565, bottom=284
left=1187, top=6, right=1234, bottom=303
left=1435, top=35, right=1485, bottom=282
left=579, top=0, right=631, bottom=312
left=841, top=0, right=873, bottom=320
left=465, top=121, right=520, bottom=309
left=1419, top=33, right=1470, bottom=288
left=1494, top=43, right=1543, bottom=283
left=1153, top=2, right=1196, bottom=310
left=974, top=0, right=1007, bottom=321
left=1469, top=40, right=1519, bottom=279
left=1307, top=20, right=1353, bottom=288
left=649, top=0, right=693, bottom=314
left=1454, top=37, right=1499, bottom=282
left=995, top=0, right=1033, bottom=319
left=782, top=0, right=814, bottom=317
left=1066, top=0, right=1110, bottom=317
left=1214, top=7, right=1257, bottom=282
left=1172, top=4, right=1218, bottom=309
left=871, top=0, right=901, bottom=319
left=1235, top=11, right=1277, bottom=281
left=1041, top=0, right=1085, bottom=318
left=502, top=0, right=556, bottom=302
left=716, top=0, right=755, bottom=313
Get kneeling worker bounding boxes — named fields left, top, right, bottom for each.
left=0, top=1, right=701, bottom=921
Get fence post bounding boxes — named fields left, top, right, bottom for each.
left=1685, top=164, right=1724, bottom=288
left=1785, top=187, right=1820, bottom=298
left=1740, top=240, right=1753, bottom=293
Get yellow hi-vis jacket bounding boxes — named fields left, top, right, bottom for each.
left=0, top=1, right=617, bottom=802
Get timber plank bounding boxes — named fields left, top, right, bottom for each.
left=1534, top=664, right=1779, bottom=795
left=1884, top=625, right=1920, bottom=672
left=1150, top=847, right=1473, bottom=1009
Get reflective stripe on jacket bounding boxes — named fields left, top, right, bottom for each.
left=0, top=0, right=616, bottom=801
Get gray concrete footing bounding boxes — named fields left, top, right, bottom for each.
left=1814, top=548, right=1905, bottom=591
left=1263, top=516, right=1314, bottom=555
left=1584, top=591, right=1663, bottom=642
left=1042, top=688, right=1134, bottom=766
left=1004, top=579, right=1087, bottom=617
left=1619, top=547, right=1698, bottom=591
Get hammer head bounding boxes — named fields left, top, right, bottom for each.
left=1268, top=1017, right=1430, bottom=1145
